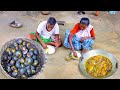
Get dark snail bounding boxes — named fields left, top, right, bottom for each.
left=1, top=39, right=43, bottom=79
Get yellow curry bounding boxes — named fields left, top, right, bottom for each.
left=86, top=55, right=112, bottom=78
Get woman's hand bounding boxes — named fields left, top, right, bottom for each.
left=81, top=36, right=90, bottom=42
left=73, top=51, right=78, bottom=57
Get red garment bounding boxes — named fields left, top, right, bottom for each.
left=70, top=23, right=95, bottom=37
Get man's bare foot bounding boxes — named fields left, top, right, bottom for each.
left=55, top=41, right=62, bottom=48
left=57, top=36, right=62, bottom=47
left=58, top=41, right=62, bottom=47
left=27, top=34, right=36, bottom=40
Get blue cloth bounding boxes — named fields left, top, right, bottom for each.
left=63, top=30, right=94, bottom=51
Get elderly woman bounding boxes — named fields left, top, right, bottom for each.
left=63, top=17, right=95, bottom=57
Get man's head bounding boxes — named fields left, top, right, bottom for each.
left=80, top=17, right=90, bottom=30
left=46, top=17, right=56, bottom=31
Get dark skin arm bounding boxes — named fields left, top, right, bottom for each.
left=69, top=35, right=95, bottom=57
left=46, top=42, right=55, bottom=46
left=54, top=34, right=60, bottom=47
left=46, top=34, right=59, bottom=47
left=54, top=34, right=59, bottom=42
left=81, top=36, right=95, bottom=42
left=35, top=31, right=47, bottom=49
left=68, top=34, right=78, bottom=57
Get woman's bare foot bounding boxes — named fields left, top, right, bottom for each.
left=81, top=49, right=88, bottom=59
left=81, top=49, right=87, bottom=54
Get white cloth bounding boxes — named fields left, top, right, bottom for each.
left=37, top=21, right=59, bottom=39
left=75, top=24, right=93, bottom=39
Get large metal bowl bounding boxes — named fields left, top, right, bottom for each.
left=79, top=49, right=118, bottom=79
left=0, top=37, right=47, bottom=79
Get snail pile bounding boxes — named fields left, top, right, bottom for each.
left=1, top=39, right=42, bottom=79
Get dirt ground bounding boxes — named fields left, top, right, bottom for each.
left=0, top=11, right=120, bottom=79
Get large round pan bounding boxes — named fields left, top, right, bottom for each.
left=79, top=49, right=118, bottom=79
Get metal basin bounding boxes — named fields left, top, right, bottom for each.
left=0, top=37, right=47, bottom=79
left=79, top=49, right=118, bottom=79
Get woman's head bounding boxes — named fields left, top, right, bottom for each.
left=46, top=17, right=56, bottom=31
left=80, top=17, right=90, bottom=30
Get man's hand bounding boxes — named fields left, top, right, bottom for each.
left=43, top=43, right=47, bottom=49
left=54, top=42, right=59, bottom=48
